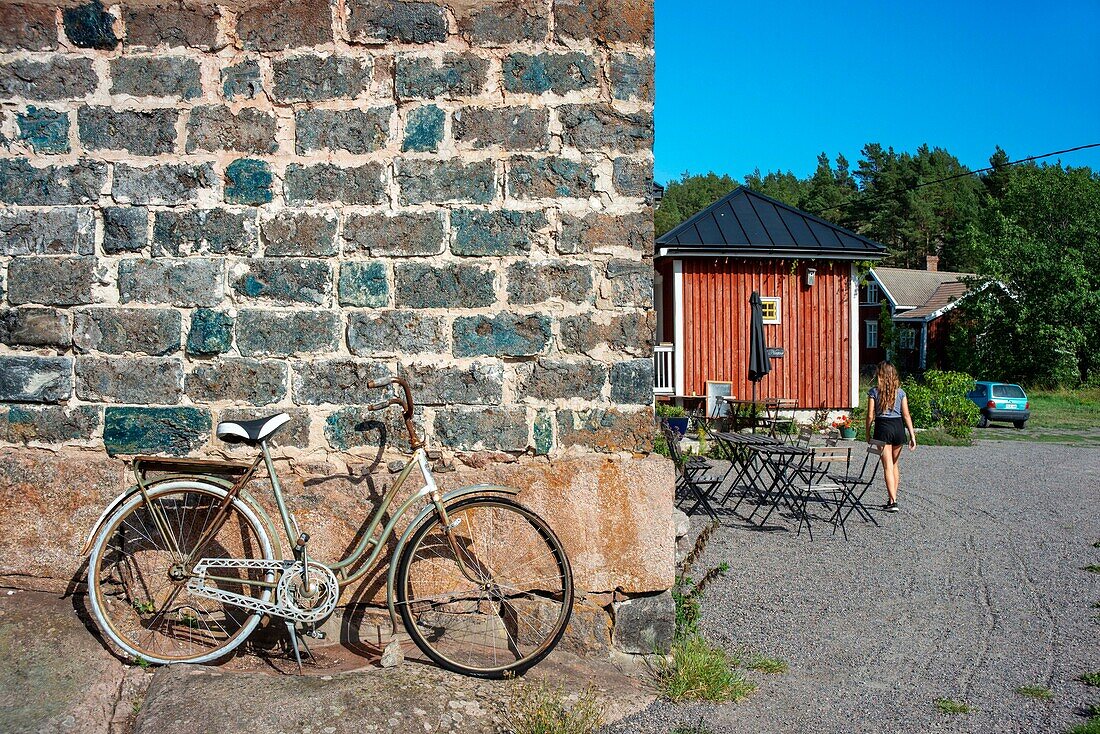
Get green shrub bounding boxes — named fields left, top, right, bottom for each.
left=903, top=378, right=935, bottom=428
left=652, top=429, right=671, bottom=459
left=924, top=370, right=976, bottom=398
left=657, top=403, right=687, bottom=418
left=937, top=394, right=980, bottom=439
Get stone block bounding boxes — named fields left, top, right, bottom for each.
left=399, top=360, right=503, bottom=405
left=612, top=157, right=652, bottom=198
left=612, top=591, right=674, bottom=654
left=396, top=158, right=495, bottom=205
left=118, top=258, right=225, bottom=308
left=508, top=156, right=595, bottom=199
left=395, top=54, right=489, bottom=99
left=72, top=307, right=181, bottom=356
left=186, top=359, right=288, bottom=406
left=101, top=206, right=148, bottom=253
left=76, top=356, right=183, bottom=403
left=186, top=106, right=277, bottom=154
left=284, top=163, right=386, bottom=205
left=124, top=5, right=221, bottom=50
left=0, top=208, right=95, bottom=255
left=0, top=356, right=72, bottom=402
left=224, top=158, right=273, bottom=205
left=0, top=308, right=71, bottom=349
left=221, top=60, right=262, bottom=100
left=452, top=313, right=551, bottom=357
left=559, top=311, right=654, bottom=356
left=533, top=409, right=553, bottom=454
left=342, top=212, right=444, bottom=257
left=0, top=405, right=99, bottom=444
left=453, top=106, right=548, bottom=151
left=236, top=309, right=340, bottom=357
left=402, top=104, right=445, bottom=152
left=346, top=0, right=447, bottom=45
left=517, top=358, right=607, bottom=401
left=0, top=159, right=106, bottom=205
left=553, top=0, right=653, bottom=45
left=324, top=403, right=425, bottom=453
left=610, top=53, right=654, bottom=102
left=152, top=208, right=257, bottom=257
left=103, top=406, right=211, bottom=456
left=273, top=55, right=371, bottom=102
left=556, top=407, right=653, bottom=453
left=16, top=106, right=70, bottom=154
left=292, top=359, right=391, bottom=405
left=559, top=105, right=653, bottom=153
left=601, top=259, right=653, bottom=308
left=610, top=359, right=653, bottom=404
left=112, top=163, right=216, bottom=205
left=394, top=263, right=494, bottom=309
left=110, top=57, right=202, bottom=99
left=7, top=257, right=95, bottom=306
left=0, top=4, right=59, bottom=51
left=260, top=211, right=338, bottom=257
left=503, top=52, right=597, bottom=95
left=338, top=261, right=389, bottom=308
left=559, top=211, right=652, bottom=254
left=455, top=0, right=549, bottom=45
left=434, top=407, right=528, bottom=452
left=77, top=107, right=178, bottom=156
left=507, top=261, right=593, bottom=305
left=347, top=310, right=448, bottom=357
left=186, top=309, right=233, bottom=356
left=295, top=107, right=392, bottom=154
left=237, top=0, right=333, bottom=50
left=217, top=407, right=309, bottom=448
left=231, top=258, right=332, bottom=305
left=451, top=209, right=546, bottom=256
left=0, top=58, right=97, bottom=100
left=62, top=1, right=118, bottom=49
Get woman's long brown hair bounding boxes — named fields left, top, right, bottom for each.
left=875, top=361, right=899, bottom=416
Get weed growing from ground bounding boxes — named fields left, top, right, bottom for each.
left=134, top=656, right=151, bottom=669
left=1068, top=711, right=1100, bottom=734
left=1083, top=565, right=1100, bottom=574
left=1080, top=672, right=1100, bottom=687
left=747, top=655, right=789, bottom=674
left=1015, top=685, right=1053, bottom=700
left=655, top=636, right=756, bottom=702
left=504, top=682, right=604, bottom=734
left=934, top=698, right=972, bottom=714
left=670, top=718, right=713, bottom=734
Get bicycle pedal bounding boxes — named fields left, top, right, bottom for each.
left=304, top=629, right=326, bottom=640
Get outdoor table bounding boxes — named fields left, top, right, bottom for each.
left=745, top=443, right=815, bottom=527
left=718, top=397, right=774, bottom=434
left=710, top=431, right=779, bottom=500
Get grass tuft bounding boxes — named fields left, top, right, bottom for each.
left=934, top=698, right=972, bottom=714
left=670, top=719, right=713, bottom=734
left=1015, top=685, right=1054, bottom=700
left=1082, top=566, right=1100, bottom=575
left=746, top=655, right=789, bottom=674
left=1068, top=715, right=1100, bottom=734
left=1080, top=672, right=1100, bottom=687
left=655, top=635, right=756, bottom=703
left=504, top=682, right=604, bottom=734
left=917, top=429, right=973, bottom=446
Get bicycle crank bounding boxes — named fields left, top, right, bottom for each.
left=187, top=559, right=339, bottom=625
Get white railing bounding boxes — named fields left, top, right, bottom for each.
left=653, top=343, right=674, bottom=395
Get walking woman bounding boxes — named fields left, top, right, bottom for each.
left=865, top=361, right=917, bottom=512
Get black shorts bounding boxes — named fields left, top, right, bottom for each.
left=872, top=416, right=906, bottom=446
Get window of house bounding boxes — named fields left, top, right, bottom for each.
left=761, top=297, right=780, bottom=324
left=865, top=282, right=880, bottom=304
left=899, top=328, right=916, bottom=350
left=865, top=320, right=878, bottom=348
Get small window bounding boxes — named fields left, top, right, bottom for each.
left=865, top=320, right=878, bottom=348
left=899, top=328, right=916, bottom=350
left=992, top=384, right=1026, bottom=398
left=865, top=282, right=880, bottom=304
left=760, top=297, right=781, bottom=324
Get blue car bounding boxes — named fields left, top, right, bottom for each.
left=966, top=381, right=1031, bottom=429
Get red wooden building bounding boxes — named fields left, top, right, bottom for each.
left=654, top=187, right=886, bottom=410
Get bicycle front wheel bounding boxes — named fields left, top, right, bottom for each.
left=395, top=496, right=573, bottom=678
left=87, top=481, right=274, bottom=665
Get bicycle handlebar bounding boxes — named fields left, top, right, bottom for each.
left=366, top=376, right=424, bottom=450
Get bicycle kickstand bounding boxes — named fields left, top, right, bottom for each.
left=284, top=620, right=314, bottom=675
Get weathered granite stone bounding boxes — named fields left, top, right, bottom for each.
left=324, top=403, right=424, bottom=453
left=610, top=359, right=653, bottom=404
left=399, top=361, right=504, bottom=405
left=221, top=60, right=262, bottom=100
left=186, top=309, right=233, bottom=355
left=338, top=261, right=389, bottom=307
left=396, top=159, right=495, bottom=204
left=451, top=209, right=545, bottom=256
left=0, top=159, right=106, bottom=205
left=453, top=107, right=548, bottom=151
left=260, top=211, right=338, bottom=257
left=559, top=311, right=654, bottom=356
left=613, top=157, right=652, bottom=198
left=601, top=258, right=653, bottom=308
left=224, top=158, right=273, bottom=205
left=0, top=4, right=59, bottom=51
left=7, top=257, right=95, bottom=306
left=236, top=0, right=333, bottom=51
left=517, top=358, right=607, bottom=400
left=0, top=405, right=99, bottom=444
left=110, top=57, right=202, bottom=99
left=103, top=406, right=210, bottom=456
left=0, top=356, right=72, bottom=402
left=124, top=4, right=221, bottom=50
left=186, top=359, right=288, bottom=405
left=284, top=163, right=386, bottom=205
left=235, top=309, right=340, bottom=357
left=0, top=208, right=95, bottom=255
left=612, top=591, right=675, bottom=654
left=0, top=308, right=71, bottom=348
left=0, top=58, right=97, bottom=101
left=231, top=258, right=332, bottom=305
left=559, top=105, right=653, bottom=153
left=434, top=407, right=528, bottom=452
left=554, top=0, right=653, bottom=45
left=186, top=106, right=277, bottom=154
left=402, top=104, right=445, bottom=152
left=76, top=356, right=183, bottom=403
left=610, top=53, right=654, bottom=101
left=218, top=407, right=309, bottom=448
left=342, top=212, right=444, bottom=256
left=347, top=310, right=448, bottom=357
left=112, top=163, right=216, bottom=205
left=556, top=407, right=653, bottom=453
left=533, top=409, right=553, bottom=454
left=295, top=107, right=392, bottom=154
left=16, top=106, right=69, bottom=154
left=394, top=263, right=494, bottom=309
left=395, top=54, right=490, bottom=100
left=72, top=307, right=181, bottom=355
left=153, top=208, right=257, bottom=257
left=509, top=156, right=595, bottom=199
left=456, top=0, right=549, bottom=45
left=559, top=211, right=652, bottom=254
left=118, top=258, right=225, bottom=307
left=77, top=107, right=178, bottom=156
left=452, top=313, right=551, bottom=357
left=507, top=261, right=593, bottom=304
left=346, top=0, right=447, bottom=45
left=273, top=56, right=371, bottom=102
left=503, top=52, right=597, bottom=95
left=101, top=206, right=148, bottom=254
left=292, top=359, right=391, bottom=404
left=62, top=1, right=118, bottom=49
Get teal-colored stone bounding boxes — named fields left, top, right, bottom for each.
left=186, top=309, right=233, bottom=356
left=103, top=406, right=211, bottom=456
left=453, top=313, right=551, bottom=357
left=338, top=261, right=389, bottom=308
left=63, top=1, right=118, bottom=49
left=224, top=158, right=273, bottom=205
left=402, top=105, right=445, bottom=152
left=533, top=410, right=553, bottom=455
left=17, top=107, right=70, bottom=154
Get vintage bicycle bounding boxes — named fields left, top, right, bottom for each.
left=82, top=376, right=574, bottom=678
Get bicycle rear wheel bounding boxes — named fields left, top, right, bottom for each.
left=395, top=496, right=573, bottom=678
left=87, top=481, right=274, bottom=665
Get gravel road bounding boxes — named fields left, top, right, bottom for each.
left=609, top=440, right=1100, bottom=733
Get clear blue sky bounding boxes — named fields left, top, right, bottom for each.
left=654, top=0, right=1100, bottom=185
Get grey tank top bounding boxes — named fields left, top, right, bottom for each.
left=868, top=386, right=905, bottom=418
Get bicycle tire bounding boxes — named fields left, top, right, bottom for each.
left=395, top=495, right=573, bottom=678
left=87, top=481, right=274, bottom=665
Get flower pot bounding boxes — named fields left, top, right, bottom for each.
left=667, top=417, right=689, bottom=437
left=840, top=427, right=857, bottom=440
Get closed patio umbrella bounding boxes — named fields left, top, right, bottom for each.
left=748, top=291, right=771, bottom=405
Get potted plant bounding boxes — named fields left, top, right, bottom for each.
left=832, top=414, right=857, bottom=440
left=656, top=403, right=689, bottom=437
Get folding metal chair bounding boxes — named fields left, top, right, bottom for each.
left=663, top=422, right=721, bottom=519
left=789, top=446, right=850, bottom=540
left=828, top=440, right=886, bottom=534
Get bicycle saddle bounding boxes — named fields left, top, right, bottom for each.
left=216, top=413, right=290, bottom=444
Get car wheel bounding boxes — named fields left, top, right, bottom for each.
left=1013, top=420, right=1026, bottom=430
left=977, top=413, right=989, bottom=428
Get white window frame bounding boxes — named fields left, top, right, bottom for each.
left=865, top=320, right=879, bottom=349
left=760, top=296, right=781, bottom=324
left=865, top=281, right=880, bottom=304
left=899, top=328, right=916, bottom=350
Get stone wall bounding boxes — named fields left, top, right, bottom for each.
left=0, top=0, right=673, bottom=654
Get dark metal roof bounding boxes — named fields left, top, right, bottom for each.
left=656, top=186, right=887, bottom=260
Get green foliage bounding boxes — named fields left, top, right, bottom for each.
left=505, top=683, right=604, bottom=734
left=915, top=429, right=972, bottom=447
left=1015, top=685, right=1053, bottom=700
left=670, top=719, right=713, bottom=734
left=1081, top=671, right=1100, bottom=686
left=746, top=655, right=789, bottom=674
left=1081, top=566, right=1100, bottom=575
left=655, top=172, right=739, bottom=237
left=654, top=636, right=756, bottom=703
left=937, top=395, right=980, bottom=439
left=902, top=379, right=934, bottom=428
left=656, top=403, right=687, bottom=418
left=934, top=698, right=972, bottom=714
left=898, top=370, right=978, bottom=440
left=1067, top=715, right=1100, bottom=734
left=878, top=302, right=899, bottom=362
left=652, top=428, right=671, bottom=459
